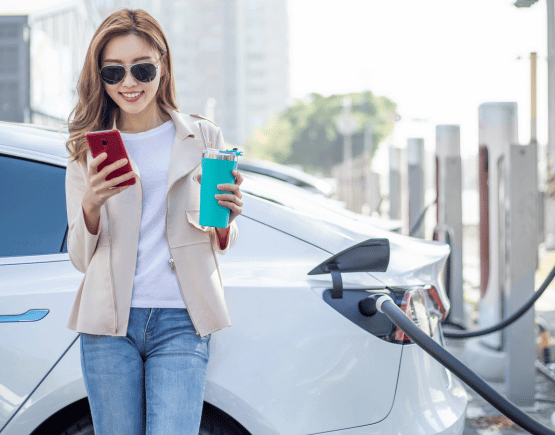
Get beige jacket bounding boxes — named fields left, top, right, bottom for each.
left=65, top=109, right=238, bottom=337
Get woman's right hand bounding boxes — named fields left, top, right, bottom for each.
left=82, top=153, right=136, bottom=210
left=81, top=153, right=136, bottom=234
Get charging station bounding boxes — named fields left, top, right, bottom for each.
left=435, top=125, right=464, bottom=325
left=389, top=145, right=402, bottom=221
left=407, top=138, right=425, bottom=238
left=464, top=102, right=537, bottom=406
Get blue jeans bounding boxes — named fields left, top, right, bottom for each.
left=80, top=308, right=210, bottom=435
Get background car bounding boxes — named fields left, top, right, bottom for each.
left=0, top=121, right=467, bottom=435
left=237, top=157, right=336, bottom=196
left=240, top=170, right=403, bottom=233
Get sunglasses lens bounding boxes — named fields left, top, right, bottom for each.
left=100, top=66, right=126, bottom=84
left=131, top=63, right=157, bottom=82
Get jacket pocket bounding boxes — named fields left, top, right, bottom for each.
left=172, top=243, right=230, bottom=332
left=170, top=210, right=211, bottom=248
left=77, top=245, right=117, bottom=334
left=186, top=210, right=211, bottom=233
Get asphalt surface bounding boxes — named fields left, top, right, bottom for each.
left=442, top=225, right=555, bottom=434
left=446, top=338, right=555, bottom=434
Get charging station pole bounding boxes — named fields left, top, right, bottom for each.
left=435, top=125, right=464, bottom=325
left=465, top=103, right=517, bottom=381
left=506, top=141, right=537, bottom=407
left=408, top=138, right=425, bottom=238
left=389, top=145, right=402, bottom=221
left=478, top=103, right=518, bottom=352
left=465, top=103, right=537, bottom=406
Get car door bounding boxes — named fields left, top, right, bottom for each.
left=0, top=151, right=83, bottom=430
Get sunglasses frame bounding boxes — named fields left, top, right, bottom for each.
left=99, top=62, right=160, bottom=85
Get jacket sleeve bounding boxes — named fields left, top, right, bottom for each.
left=208, top=125, right=238, bottom=255
left=65, top=158, right=101, bottom=272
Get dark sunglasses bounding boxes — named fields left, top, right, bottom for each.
left=99, top=62, right=159, bottom=85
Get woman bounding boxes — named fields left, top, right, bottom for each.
left=64, top=9, right=242, bottom=435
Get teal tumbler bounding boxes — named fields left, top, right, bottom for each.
left=199, top=148, right=243, bottom=228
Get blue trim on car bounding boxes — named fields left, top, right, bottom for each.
left=0, top=309, right=49, bottom=322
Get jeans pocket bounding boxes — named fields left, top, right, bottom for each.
left=205, top=333, right=211, bottom=358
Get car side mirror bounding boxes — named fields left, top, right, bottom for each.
left=307, top=238, right=390, bottom=299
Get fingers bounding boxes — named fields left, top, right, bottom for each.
left=88, top=153, right=107, bottom=176
left=96, top=158, right=129, bottom=180
left=215, top=193, right=243, bottom=207
left=217, top=199, right=242, bottom=216
left=88, top=155, right=129, bottom=182
left=215, top=171, right=243, bottom=221
left=107, top=184, right=132, bottom=196
left=217, top=182, right=242, bottom=200
left=232, top=169, right=243, bottom=185
left=107, top=171, right=136, bottom=189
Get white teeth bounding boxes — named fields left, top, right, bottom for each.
left=121, top=92, right=141, bottom=98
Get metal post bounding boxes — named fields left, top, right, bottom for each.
left=464, top=103, right=518, bottom=382
left=436, top=125, right=464, bottom=325
left=545, top=0, right=555, bottom=249
left=506, top=142, right=537, bottom=407
left=363, top=124, right=377, bottom=214
left=531, top=52, right=538, bottom=143
left=407, top=138, right=425, bottom=238
left=389, top=145, right=402, bottom=220
left=531, top=52, right=544, bottom=250
left=479, top=103, right=518, bottom=351
left=364, top=123, right=373, bottom=157
left=335, top=97, right=358, bottom=211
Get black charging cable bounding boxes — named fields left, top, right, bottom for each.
left=443, top=262, right=555, bottom=339
left=368, top=294, right=555, bottom=435
left=409, top=197, right=437, bottom=237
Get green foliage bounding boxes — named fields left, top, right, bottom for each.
left=243, top=114, right=293, bottom=162
left=244, top=90, right=397, bottom=175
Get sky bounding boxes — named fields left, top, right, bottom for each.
left=287, top=0, right=548, bottom=160
left=2, top=0, right=549, bottom=159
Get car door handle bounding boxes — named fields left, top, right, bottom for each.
left=0, top=309, right=49, bottom=323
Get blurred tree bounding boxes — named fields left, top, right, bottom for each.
left=243, top=90, right=397, bottom=175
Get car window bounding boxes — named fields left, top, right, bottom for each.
left=0, top=154, right=67, bottom=257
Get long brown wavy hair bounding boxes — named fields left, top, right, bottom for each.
left=66, top=9, right=178, bottom=164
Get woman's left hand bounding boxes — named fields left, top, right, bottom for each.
left=214, top=169, right=243, bottom=225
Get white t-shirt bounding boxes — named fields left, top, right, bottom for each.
left=120, top=120, right=186, bottom=309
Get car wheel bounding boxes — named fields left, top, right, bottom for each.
left=59, top=413, right=94, bottom=435
left=199, top=406, right=249, bottom=435
left=57, top=409, right=248, bottom=435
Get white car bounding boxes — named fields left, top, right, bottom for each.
left=0, top=122, right=467, bottom=435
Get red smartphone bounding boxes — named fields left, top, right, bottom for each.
left=85, top=129, right=136, bottom=187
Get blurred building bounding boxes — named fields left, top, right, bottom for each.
left=11, top=0, right=290, bottom=144
left=26, top=1, right=101, bottom=125
left=0, top=16, right=30, bottom=123
left=161, top=0, right=291, bottom=145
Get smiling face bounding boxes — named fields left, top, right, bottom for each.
left=101, top=33, right=164, bottom=124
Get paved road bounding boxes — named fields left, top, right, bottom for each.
left=445, top=225, right=555, bottom=434
left=446, top=338, right=555, bottom=434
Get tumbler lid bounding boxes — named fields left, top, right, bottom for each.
left=203, top=147, right=243, bottom=160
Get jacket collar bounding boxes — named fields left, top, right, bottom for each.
left=102, top=107, right=203, bottom=193
left=111, top=106, right=198, bottom=140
